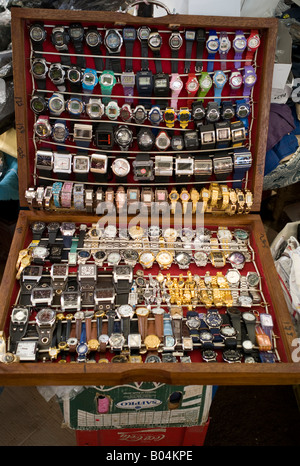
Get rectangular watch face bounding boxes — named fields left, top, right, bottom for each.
left=90, top=155, right=107, bottom=173
left=96, top=132, right=113, bottom=147
left=36, top=151, right=53, bottom=169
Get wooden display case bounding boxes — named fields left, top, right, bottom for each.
left=0, top=6, right=299, bottom=386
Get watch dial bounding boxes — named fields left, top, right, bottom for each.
left=106, top=32, right=120, bottom=49
left=36, top=308, right=55, bottom=324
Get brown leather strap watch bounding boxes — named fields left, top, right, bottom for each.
left=152, top=307, right=164, bottom=341
left=136, top=307, right=149, bottom=342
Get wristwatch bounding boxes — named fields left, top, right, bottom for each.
left=206, top=102, right=220, bottom=123
left=105, top=100, right=120, bottom=120
left=48, top=64, right=66, bottom=92
left=114, top=125, right=133, bottom=151
left=199, top=123, right=215, bottom=150
left=35, top=307, right=56, bottom=349
left=9, top=306, right=30, bottom=352
left=30, top=22, right=46, bottom=53
left=231, top=120, right=246, bottom=147
left=186, top=73, right=199, bottom=108
left=219, top=31, right=231, bottom=70
left=229, top=69, right=243, bottom=96
left=99, top=70, right=117, bottom=105
left=169, top=188, right=179, bottom=214
left=73, top=154, right=90, bottom=182
left=69, top=23, right=85, bottom=68
left=177, top=107, right=191, bottom=129
left=213, top=70, right=227, bottom=105
left=242, top=311, right=256, bottom=344
left=133, top=154, right=154, bottom=181
left=155, top=130, right=171, bottom=151
left=206, top=30, right=219, bottom=73
left=148, top=30, right=163, bottom=74
left=31, top=57, right=48, bottom=93
left=170, top=73, right=183, bottom=111
left=213, top=154, right=233, bottom=181
left=85, top=27, right=104, bottom=71
left=236, top=99, right=251, bottom=129
left=192, top=101, right=205, bottom=121
left=203, top=309, right=223, bottom=341
left=195, top=28, right=206, bottom=72
left=243, top=65, right=257, bottom=101
left=82, top=68, right=98, bottom=97
left=66, top=65, right=82, bottom=94
left=34, top=115, right=51, bottom=139
left=215, top=121, right=231, bottom=148
left=233, top=148, right=252, bottom=189
left=60, top=222, right=76, bottom=249
left=233, top=30, right=247, bottom=69
left=51, top=25, right=71, bottom=65
left=113, top=265, right=133, bottom=305
left=184, top=30, right=196, bottom=74
left=116, top=304, right=135, bottom=342
left=136, top=70, right=153, bottom=109
left=197, top=72, right=212, bottom=102
left=94, top=123, right=114, bottom=150
left=153, top=73, right=169, bottom=110
left=138, top=25, right=151, bottom=71
left=121, top=72, right=135, bottom=104
left=169, top=31, right=183, bottom=74
left=246, top=29, right=260, bottom=64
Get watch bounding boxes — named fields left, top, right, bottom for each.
left=246, top=29, right=260, bottom=64
left=137, top=127, right=155, bottom=151
left=95, top=123, right=114, bottom=150
left=169, top=188, right=179, bottom=214
left=66, top=96, right=85, bottom=117
left=51, top=120, right=69, bottom=145
left=170, top=73, right=183, bottom=111
left=123, top=26, right=136, bottom=72
left=120, top=103, right=133, bottom=122
left=111, top=157, right=130, bottom=182
left=136, top=306, right=150, bottom=342
left=105, top=100, right=120, bottom=120
left=169, top=31, right=183, bottom=74
left=204, top=309, right=223, bottom=340
left=69, top=23, right=85, bottom=68
left=148, top=30, right=163, bottom=74
left=155, top=130, right=171, bottom=151
left=229, top=69, right=243, bottom=96
left=220, top=325, right=237, bottom=349
left=243, top=65, right=257, bottom=101
left=186, top=73, right=199, bottom=108
left=51, top=25, right=71, bottom=66
left=114, top=125, right=133, bottom=151
left=104, top=28, right=123, bottom=73
left=213, top=70, right=227, bottom=105
left=233, top=30, right=247, bottom=69
left=195, top=28, right=206, bottom=72
left=206, top=102, right=220, bottom=123
left=135, top=70, right=153, bottom=109
left=82, top=68, right=98, bottom=97
left=31, top=57, right=48, bottom=95
left=73, top=154, right=90, bottom=182
left=53, top=152, right=72, bottom=180
left=223, top=349, right=242, bottom=363
left=85, top=27, right=104, bottom=71
left=29, top=22, right=46, bottom=52
left=35, top=308, right=56, bottom=349
left=175, top=156, right=194, bottom=184
left=233, top=148, right=252, bottom=189
left=154, top=155, right=173, bottom=181
left=213, top=154, right=233, bottom=181
left=127, top=187, right=140, bottom=208
left=66, top=65, right=82, bottom=93
left=221, top=101, right=235, bottom=120
left=156, top=250, right=173, bottom=270
left=197, top=72, right=213, bottom=102
left=121, top=72, right=135, bottom=104
left=113, top=265, right=133, bottom=305
left=116, top=304, right=135, bottom=342
left=199, top=123, right=215, bottom=150
left=177, top=107, right=191, bottom=129
left=242, top=311, right=256, bottom=344
left=48, top=63, right=66, bottom=92
left=138, top=25, right=151, bottom=70
left=215, top=121, right=231, bottom=149
left=164, top=107, right=177, bottom=128
left=153, top=73, right=169, bottom=110
left=184, top=30, right=196, bottom=74
left=206, top=30, right=219, bottom=73
left=219, top=31, right=231, bottom=70
left=231, top=120, right=246, bottom=147
left=9, top=306, right=30, bottom=352
left=60, top=222, right=76, bottom=249
left=34, top=115, right=51, bottom=139
left=192, top=101, right=205, bottom=121
left=236, top=99, right=251, bottom=129
left=99, top=70, right=117, bottom=105
left=133, top=153, right=154, bottom=181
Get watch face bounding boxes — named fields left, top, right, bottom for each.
left=220, top=326, right=237, bottom=337
left=226, top=269, right=240, bottom=284
left=62, top=291, right=80, bottom=305
left=249, top=36, right=260, bottom=48
left=79, top=264, right=97, bottom=277
left=186, top=316, right=200, bottom=329
left=118, top=304, right=134, bottom=318
left=231, top=73, right=242, bottom=87
left=36, top=308, right=56, bottom=325
left=247, top=272, right=260, bottom=287
left=86, top=30, right=101, bottom=47
left=156, top=251, right=173, bottom=265
left=149, top=33, right=161, bottom=48
left=112, top=158, right=130, bottom=177
left=201, top=76, right=212, bottom=89
left=106, top=30, right=121, bottom=50
left=140, top=251, right=155, bottom=264
left=107, top=252, right=121, bottom=264
left=234, top=37, right=247, bottom=50
left=54, top=155, right=71, bottom=172
left=170, top=33, right=182, bottom=49
left=74, top=156, right=90, bottom=172
left=199, top=330, right=213, bottom=342
left=31, top=96, right=47, bottom=114
left=243, top=312, right=256, bottom=322
left=208, top=39, right=219, bottom=51
left=52, top=264, right=68, bottom=276
left=101, top=73, right=114, bottom=86
left=32, top=59, right=46, bottom=76
left=32, top=246, right=48, bottom=259
left=228, top=251, right=245, bottom=266
left=171, top=78, right=183, bottom=91
left=12, top=307, right=28, bottom=323
left=176, top=252, right=191, bottom=265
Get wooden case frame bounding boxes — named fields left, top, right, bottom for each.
left=0, top=7, right=298, bottom=386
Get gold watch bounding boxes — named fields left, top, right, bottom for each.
left=180, top=188, right=190, bottom=214
left=144, top=334, right=161, bottom=351
left=200, top=187, right=210, bottom=212
left=226, top=189, right=237, bottom=215
left=190, top=188, right=200, bottom=214
left=169, top=188, right=180, bottom=214
left=209, top=183, right=220, bottom=207
left=236, top=190, right=245, bottom=214
left=219, top=184, right=230, bottom=210
left=244, top=189, right=253, bottom=214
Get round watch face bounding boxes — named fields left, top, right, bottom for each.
left=201, top=76, right=212, bottom=89
left=36, top=308, right=56, bottom=325
left=176, top=252, right=191, bottom=265
left=220, top=326, right=237, bottom=337
left=208, top=39, right=219, bottom=51
left=242, top=339, right=254, bottom=351
left=243, top=312, right=256, bottom=322
left=107, top=252, right=121, bottom=264
left=86, top=30, right=101, bottom=47
left=94, top=250, right=106, bottom=260
left=99, top=334, right=109, bottom=344
left=149, top=34, right=161, bottom=48
left=230, top=74, right=242, bottom=87
left=118, top=304, right=134, bottom=318
left=109, top=333, right=125, bottom=347
left=140, top=251, right=155, bottom=265
left=205, top=312, right=222, bottom=327
left=226, top=269, right=240, bottom=284
left=245, top=73, right=256, bottom=85
left=247, top=272, right=260, bottom=287
left=106, top=31, right=121, bottom=50
left=156, top=251, right=173, bottom=265
left=228, top=251, right=246, bottom=266
left=78, top=250, right=90, bottom=259
left=223, top=349, right=242, bottom=362
left=199, top=330, right=214, bottom=342
left=235, top=38, right=247, bottom=50
left=186, top=316, right=200, bottom=329
left=164, top=228, right=178, bottom=241
left=32, top=246, right=48, bottom=259
left=104, top=225, right=117, bottom=237
left=248, top=36, right=260, bottom=48
left=30, top=25, right=45, bottom=42
left=112, top=158, right=130, bottom=177
left=234, top=229, right=249, bottom=241
left=136, top=307, right=149, bottom=317
left=171, top=78, right=183, bottom=91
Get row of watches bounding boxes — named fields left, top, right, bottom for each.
left=25, top=181, right=253, bottom=216
left=33, top=94, right=252, bottom=130
left=8, top=304, right=274, bottom=364
left=29, top=22, right=260, bottom=74
left=34, top=117, right=248, bottom=154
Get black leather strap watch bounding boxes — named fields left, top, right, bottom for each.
left=69, top=23, right=85, bottom=68
left=195, top=28, right=206, bottom=72
left=113, top=265, right=133, bottom=305
left=85, top=27, right=104, bottom=71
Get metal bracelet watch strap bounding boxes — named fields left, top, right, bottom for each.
left=213, top=153, right=233, bottom=182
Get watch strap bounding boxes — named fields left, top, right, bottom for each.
left=195, top=29, right=205, bottom=72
